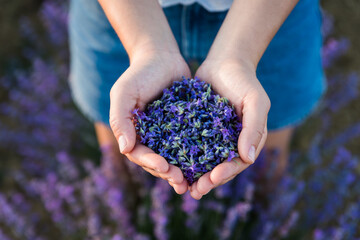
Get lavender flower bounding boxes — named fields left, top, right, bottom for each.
left=181, top=192, right=199, bottom=214
left=1, top=2, right=360, bottom=239
left=150, top=179, right=171, bottom=240
left=111, top=234, right=125, bottom=240
left=325, top=73, right=359, bottom=112
left=204, top=200, right=225, bottom=213
left=133, top=77, right=242, bottom=185
left=220, top=202, right=252, bottom=240
left=40, top=1, right=68, bottom=46
left=0, top=229, right=11, bottom=240
left=279, top=211, right=299, bottom=237
left=182, top=192, right=200, bottom=232
left=322, top=38, right=350, bottom=68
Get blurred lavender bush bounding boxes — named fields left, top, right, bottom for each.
left=0, top=1, right=359, bottom=239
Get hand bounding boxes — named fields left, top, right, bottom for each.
left=109, top=50, right=191, bottom=194
left=189, top=58, right=270, bottom=199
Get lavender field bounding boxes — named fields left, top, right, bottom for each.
left=0, top=0, right=359, bottom=239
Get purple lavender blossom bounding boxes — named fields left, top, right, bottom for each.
left=150, top=179, right=171, bottom=240
left=214, top=181, right=233, bottom=199
left=40, top=1, right=68, bottom=46
left=279, top=211, right=299, bottom=237
left=325, top=73, right=359, bottom=112
left=182, top=192, right=201, bottom=232
left=0, top=229, right=11, bottom=240
left=133, top=77, right=242, bottom=185
left=220, top=202, right=252, bottom=239
left=181, top=192, right=199, bottom=214
left=0, top=193, right=37, bottom=239
left=323, top=122, right=360, bottom=151
left=322, top=38, right=350, bottom=68
left=1, top=1, right=360, bottom=239
left=321, top=11, right=334, bottom=39
left=204, top=200, right=225, bottom=213
left=111, top=234, right=125, bottom=240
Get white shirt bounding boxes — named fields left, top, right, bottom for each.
left=158, top=0, right=233, bottom=12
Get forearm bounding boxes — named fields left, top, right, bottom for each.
left=207, top=0, right=299, bottom=68
left=98, top=0, right=179, bottom=61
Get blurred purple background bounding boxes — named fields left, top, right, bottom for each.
left=0, top=0, right=359, bottom=239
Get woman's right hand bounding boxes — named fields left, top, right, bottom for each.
left=109, top=50, right=191, bottom=194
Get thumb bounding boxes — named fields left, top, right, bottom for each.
left=238, top=93, right=270, bottom=164
left=109, top=82, right=137, bottom=154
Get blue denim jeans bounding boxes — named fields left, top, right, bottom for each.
left=69, top=0, right=325, bottom=130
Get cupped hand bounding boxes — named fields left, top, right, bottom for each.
left=189, top=58, right=271, bottom=199
left=109, top=51, right=191, bottom=194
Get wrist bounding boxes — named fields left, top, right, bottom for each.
left=129, top=39, right=181, bottom=64
left=130, top=46, right=184, bottom=68
left=129, top=46, right=189, bottom=82
left=202, top=56, right=257, bottom=74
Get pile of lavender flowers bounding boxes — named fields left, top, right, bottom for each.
left=133, top=77, right=242, bottom=185
left=1, top=1, right=360, bottom=239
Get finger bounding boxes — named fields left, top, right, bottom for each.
left=144, top=167, right=187, bottom=194
left=189, top=181, right=203, bottom=200
left=144, top=163, right=183, bottom=185
left=196, top=171, right=215, bottom=195
left=210, top=157, right=250, bottom=186
left=109, top=79, right=137, bottom=154
left=192, top=158, right=250, bottom=197
left=126, top=144, right=169, bottom=173
left=142, top=166, right=160, bottom=178
left=169, top=179, right=188, bottom=195
left=256, top=123, right=268, bottom=157
left=238, top=92, right=270, bottom=164
left=160, top=164, right=184, bottom=184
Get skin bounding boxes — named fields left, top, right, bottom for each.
left=189, top=0, right=299, bottom=199
left=97, top=0, right=299, bottom=199
left=98, top=0, right=191, bottom=193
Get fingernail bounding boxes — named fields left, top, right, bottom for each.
left=248, top=145, right=256, bottom=163
left=118, top=135, right=127, bottom=153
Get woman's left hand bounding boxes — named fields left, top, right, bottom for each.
left=189, top=57, right=271, bottom=199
